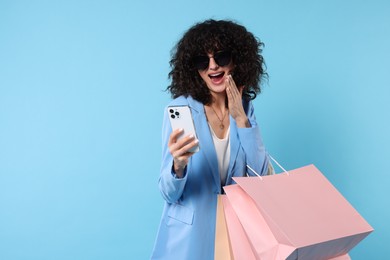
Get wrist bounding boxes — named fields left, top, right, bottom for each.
left=235, top=116, right=250, bottom=128
left=174, top=170, right=184, bottom=178
left=173, top=163, right=185, bottom=178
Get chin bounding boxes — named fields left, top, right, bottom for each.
left=209, top=86, right=226, bottom=94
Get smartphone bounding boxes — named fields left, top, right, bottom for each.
left=167, top=105, right=200, bottom=153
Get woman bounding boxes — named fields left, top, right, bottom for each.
left=151, top=19, right=271, bottom=259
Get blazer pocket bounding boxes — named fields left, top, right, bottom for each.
left=166, top=203, right=194, bottom=225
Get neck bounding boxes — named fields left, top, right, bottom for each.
left=209, top=93, right=226, bottom=110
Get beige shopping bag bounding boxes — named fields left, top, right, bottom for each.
left=214, top=195, right=234, bottom=260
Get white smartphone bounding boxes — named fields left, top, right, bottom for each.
left=167, top=105, right=200, bottom=153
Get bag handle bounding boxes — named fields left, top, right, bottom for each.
left=246, top=155, right=290, bottom=180
left=269, top=155, right=290, bottom=176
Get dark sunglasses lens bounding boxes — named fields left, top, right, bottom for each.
left=193, top=51, right=232, bottom=70
left=193, top=56, right=209, bottom=70
left=214, top=51, right=232, bottom=66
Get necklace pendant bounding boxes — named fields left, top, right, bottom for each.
left=220, top=124, right=224, bottom=129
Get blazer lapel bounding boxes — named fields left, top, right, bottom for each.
left=226, top=115, right=240, bottom=185
left=187, top=97, right=221, bottom=190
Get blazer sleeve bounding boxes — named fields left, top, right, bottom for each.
left=236, top=101, right=270, bottom=176
left=158, top=107, right=188, bottom=203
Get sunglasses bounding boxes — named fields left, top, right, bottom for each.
left=193, top=51, right=232, bottom=70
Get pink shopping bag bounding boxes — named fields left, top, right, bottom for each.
left=220, top=195, right=256, bottom=260
left=223, top=164, right=373, bottom=260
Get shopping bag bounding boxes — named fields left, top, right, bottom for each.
left=223, top=164, right=373, bottom=260
left=223, top=182, right=353, bottom=260
left=220, top=194, right=257, bottom=260
left=214, top=195, right=234, bottom=260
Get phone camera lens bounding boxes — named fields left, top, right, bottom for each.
left=175, top=112, right=180, bottom=116
left=169, top=109, right=174, bottom=113
left=170, top=114, right=175, bottom=119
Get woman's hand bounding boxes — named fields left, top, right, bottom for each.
left=226, top=75, right=250, bottom=128
left=168, top=128, right=199, bottom=178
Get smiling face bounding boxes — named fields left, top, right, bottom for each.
left=197, top=52, right=235, bottom=96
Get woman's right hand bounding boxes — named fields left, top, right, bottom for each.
left=168, top=128, right=199, bottom=178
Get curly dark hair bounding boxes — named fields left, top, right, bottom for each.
left=167, top=19, right=267, bottom=104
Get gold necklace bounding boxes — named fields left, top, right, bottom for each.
left=210, top=106, right=227, bottom=129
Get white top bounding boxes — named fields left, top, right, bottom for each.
left=209, top=124, right=231, bottom=186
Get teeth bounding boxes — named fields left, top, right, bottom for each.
left=209, top=72, right=224, bottom=77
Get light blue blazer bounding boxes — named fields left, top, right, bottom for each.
left=151, top=95, right=269, bottom=260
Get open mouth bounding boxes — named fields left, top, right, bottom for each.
left=208, top=72, right=225, bottom=81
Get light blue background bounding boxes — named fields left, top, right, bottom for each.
left=0, top=0, right=388, bottom=259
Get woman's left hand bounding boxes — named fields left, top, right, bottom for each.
left=226, top=75, right=250, bottom=128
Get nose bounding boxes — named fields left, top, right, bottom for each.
left=208, top=57, right=219, bottom=70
